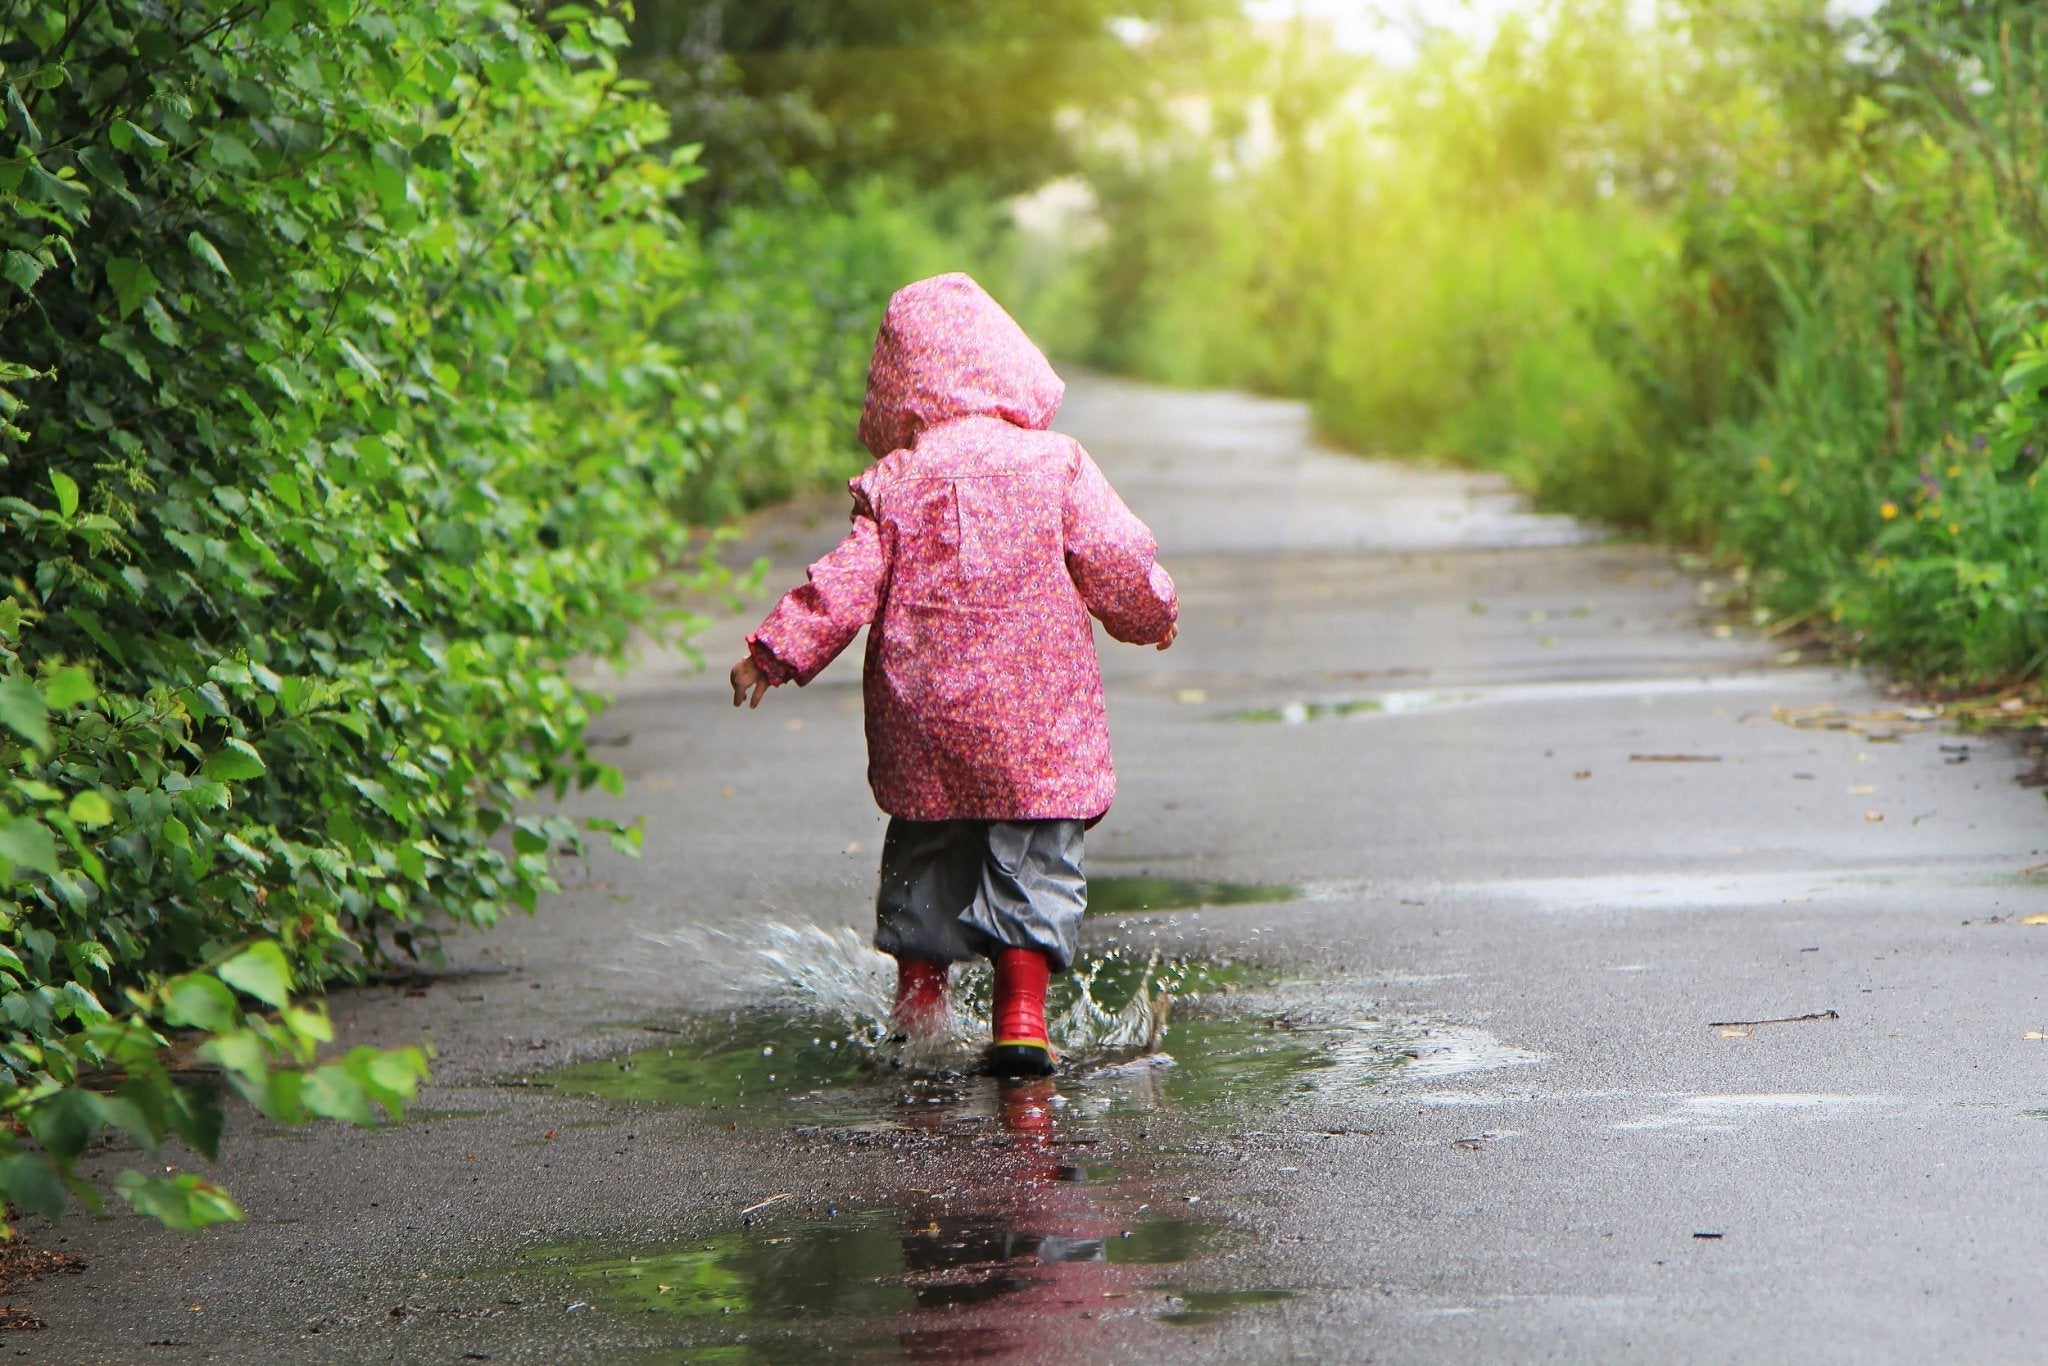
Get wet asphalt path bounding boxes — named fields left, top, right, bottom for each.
left=33, top=374, right=2048, bottom=1363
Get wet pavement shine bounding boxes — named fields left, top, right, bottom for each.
left=35, top=374, right=2048, bottom=1363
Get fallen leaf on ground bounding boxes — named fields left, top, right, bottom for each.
left=2018, top=915, right=2048, bottom=926
left=1849, top=785, right=1875, bottom=795
left=1864, top=811, right=1885, bottom=822
left=2025, top=1032, right=2046, bottom=1041
left=1176, top=689, right=1207, bottom=705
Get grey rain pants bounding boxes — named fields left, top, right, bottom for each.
left=873, top=818, right=1087, bottom=972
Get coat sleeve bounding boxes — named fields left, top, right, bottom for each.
left=746, top=490, right=889, bottom=686
left=1063, top=444, right=1178, bottom=645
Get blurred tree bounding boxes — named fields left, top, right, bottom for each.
left=628, top=0, right=1238, bottom=208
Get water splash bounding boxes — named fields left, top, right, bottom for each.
left=638, top=919, right=1200, bottom=1068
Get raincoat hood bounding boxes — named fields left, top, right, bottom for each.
left=857, top=273, right=1065, bottom=459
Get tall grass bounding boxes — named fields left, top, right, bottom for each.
left=1028, top=0, right=2048, bottom=686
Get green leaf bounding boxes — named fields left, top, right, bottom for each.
left=217, top=942, right=292, bottom=1008
left=164, top=1085, right=225, bottom=1161
left=109, top=118, right=165, bottom=153
left=161, top=815, right=191, bottom=849
left=196, top=1029, right=269, bottom=1087
left=206, top=132, right=260, bottom=172
left=76, top=144, right=131, bottom=199
left=0, top=676, right=49, bottom=748
left=1, top=250, right=44, bottom=291
left=66, top=790, right=113, bottom=826
left=25, top=1088, right=108, bottom=1162
left=282, top=1005, right=334, bottom=1046
left=42, top=664, right=93, bottom=709
left=113, top=1171, right=244, bottom=1231
left=48, top=470, right=77, bottom=519
left=161, top=975, right=239, bottom=1032
left=0, top=1154, right=65, bottom=1223
left=187, top=231, right=233, bottom=280
left=411, top=131, right=454, bottom=169
left=105, top=257, right=160, bottom=319
left=361, top=1046, right=429, bottom=1108
left=0, top=816, right=58, bottom=880
left=2003, top=355, right=2048, bottom=397
left=198, top=738, right=266, bottom=782
left=25, top=164, right=86, bottom=216
left=5, top=84, right=43, bottom=150
left=300, top=1065, right=375, bottom=1125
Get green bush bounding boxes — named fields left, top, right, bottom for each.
left=0, top=0, right=723, bottom=1230
left=667, top=177, right=1005, bottom=520
left=1031, top=0, right=2048, bottom=686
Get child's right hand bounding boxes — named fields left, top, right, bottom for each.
left=730, top=656, right=771, bottom=709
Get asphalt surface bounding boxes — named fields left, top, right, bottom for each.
left=30, top=374, right=2048, bottom=1364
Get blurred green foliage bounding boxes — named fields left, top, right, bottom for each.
left=0, top=0, right=1014, bottom=1235
left=0, top=0, right=1081, bottom=1237
left=625, top=0, right=1237, bottom=207
left=1044, top=0, right=2048, bottom=685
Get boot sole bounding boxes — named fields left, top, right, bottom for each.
left=988, top=1043, right=1056, bottom=1078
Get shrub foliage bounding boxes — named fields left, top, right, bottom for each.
left=1046, top=0, right=2048, bottom=685
left=0, top=0, right=724, bottom=1230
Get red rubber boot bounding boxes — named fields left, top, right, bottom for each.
left=891, top=956, right=951, bottom=1039
left=990, top=947, right=1056, bottom=1077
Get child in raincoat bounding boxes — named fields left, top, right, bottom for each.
left=729, top=273, right=1178, bottom=1077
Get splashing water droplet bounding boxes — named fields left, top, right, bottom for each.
left=638, top=919, right=1193, bottom=1068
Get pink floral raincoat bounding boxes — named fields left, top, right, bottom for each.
left=747, top=273, right=1178, bottom=823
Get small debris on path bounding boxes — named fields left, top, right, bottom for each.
left=1706, top=1011, right=1840, bottom=1029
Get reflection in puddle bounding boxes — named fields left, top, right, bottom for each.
left=539, top=926, right=1540, bottom=1356
left=505, top=1207, right=1218, bottom=1323
left=1154, top=1286, right=1300, bottom=1326
left=538, top=1010, right=1538, bottom=1129
left=1088, top=876, right=1303, bottom=914
left=483, top=1079, right=1245, bottom=1359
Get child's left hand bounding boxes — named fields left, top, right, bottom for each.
left=730, top=656, right=771, bottom=709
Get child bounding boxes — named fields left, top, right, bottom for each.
left=729, top=273, right=1178, bottom=1078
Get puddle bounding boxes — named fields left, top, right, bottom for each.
left=1453, top=863, right=2037, bottom=913
left=1231, top=699, right=1385, bottom=724
left=1153, top=1286, right=1300, bottom=1325
left=1225, top=670, right=1839, bottom=724
left=1089, top=876, right=1303, bottom=914
left=499, top=1206, right=1219, bottom=1321
left=585, top=927, right=1541, bottom=1129
left=480, top=1196, right=1250, bottom=1359
left=539, top=998, right=1538, bottom=1131
left=1613, top=1093, right=1902, bottom=1133
left=539, top=921, right=1539, bottom=1354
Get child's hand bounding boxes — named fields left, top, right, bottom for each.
left=730, top=656, right=771, bottom=709
left=1156, top=621, right=1179, bottom=651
